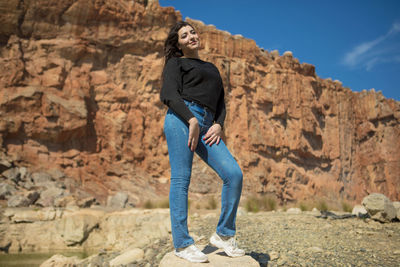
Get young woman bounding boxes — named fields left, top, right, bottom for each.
left=160, top=21, right=244, bottom=263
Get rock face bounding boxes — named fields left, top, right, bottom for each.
left=1, top=207, right=171, bottom=253
left=0, top=0, right=399, bottom=205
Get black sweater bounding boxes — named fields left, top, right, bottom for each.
left=160, top=57, right=226, bottom=127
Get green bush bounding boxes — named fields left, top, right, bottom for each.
left=143, top=200, right=154, bottom=209
left=316, top=200, right=329, bottom=211
left=298, top=202, right=310, bottom=211
left=245, top=197, right=260, bottom=213
left=341, top=201, right=352, bottom=213
left=142, top=198, right=169, bottom=209
left=244, top=195, right=277, bottom=213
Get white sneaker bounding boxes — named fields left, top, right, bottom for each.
left=210, top=233, right=245, bottom=257
left=174, top=244, right=208, bottom=263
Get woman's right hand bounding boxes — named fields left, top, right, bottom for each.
left=188, top=117, right=199, bottom=152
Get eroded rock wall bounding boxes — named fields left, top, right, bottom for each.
left=0, top=0, right=399, bottom=205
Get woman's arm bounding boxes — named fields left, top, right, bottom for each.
left=160, top=58, right=195, bottom=123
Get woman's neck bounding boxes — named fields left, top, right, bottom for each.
left=182, top=51, right=199, bottom=59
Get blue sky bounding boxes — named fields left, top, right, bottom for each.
left=159, top=0, right=400, bottom=101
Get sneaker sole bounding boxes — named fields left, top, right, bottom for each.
left=174, top=252, right=208, bottom=263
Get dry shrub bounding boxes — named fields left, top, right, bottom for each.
left=245, top=195, right=277, bottom=213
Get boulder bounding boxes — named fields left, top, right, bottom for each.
left=107, top=192, right=128, bottom=209
left=159, top=245, right=259, bottom=267
left=7, top=194, right=32, bottom=207
left=36, top=187, right=66, bottom=207
left=31, top=172, right=54, bottom=188
left=0, top=182, right=16, bottom=199
left=56, top=210, right=102, bottom=246
left=0, top=157, right=12, bottom=173
left=362, top=193, right=396, bottom=223
left=109, top=248, right=145, bottom=266
left=352, top=205, right=368, bottom=217
left=2, top=167, right=20, bottom=184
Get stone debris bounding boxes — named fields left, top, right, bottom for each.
left=362, top=193, right=397, bottom=223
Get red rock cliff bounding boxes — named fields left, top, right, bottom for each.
left=0, top=0, right=399, bottom=205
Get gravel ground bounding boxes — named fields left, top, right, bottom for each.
left=186, top=210, right=400, bottom=267
left=17, top=209, right=399, bottom=267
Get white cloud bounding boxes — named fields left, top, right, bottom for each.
left=342, top=22, right=400, bottom=70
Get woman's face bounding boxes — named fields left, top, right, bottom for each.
left=177, top=25, right=200, bottom=56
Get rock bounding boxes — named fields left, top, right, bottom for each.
left=47, top=169, right=66, bottom=180
left=36, top=187, right=66, bottom=207
left=7, top=194, right=32, bottom=207
left=310, top=207, right=320, bottom=216
left=362, top=193, right=397, bottom=223
left=56, top=210, right=101, bottom=246
left=17, top=167, right=29, bottom=182
left=269, top=250, right=280, bottom=261
left=31, top=172, right=54, bottom=188
left=352, top=205, right=368, bottom=217
left=308, top=246, right=323, bottom=253
left=0, top=239, right=12, bottom=253
left=39, top=254, right=82, bottom=267
left=2, top=167, right=20, bottom=183
left=392, top=201, right=400, bottom=220
left=109, top=248, right=144, bottom=266
left=54, top=195, right=77, bottom=207
left=286, top=207, right=302, bottom=214
left=11, top=207, right=60, bottom=223
left=0, top=182, right=16, bottom=199
left=76, top=197, right=96, bottom=208
left=107, top=192, right=129, bottom=209
left=0, top=157, right=12, bottom=173
left=27, top=190, right=40, bottom=203
left=159, top=245, right=259, bottom=267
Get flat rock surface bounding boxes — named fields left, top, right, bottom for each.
left=160, top=245, right=259, bottom=267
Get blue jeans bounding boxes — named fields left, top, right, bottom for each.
left=163, top=100, right=243, bottom=249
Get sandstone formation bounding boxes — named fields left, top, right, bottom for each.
left=0, top=207, right=171, bottom=253
left=0, top=0, right=399, bottom=207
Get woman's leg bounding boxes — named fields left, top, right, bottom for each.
left=195, top=137, right=243, bottom=237
left=163, top=110, right=195, bottom=249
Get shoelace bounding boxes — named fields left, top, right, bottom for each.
left=227, top=238, right=240, bottom=250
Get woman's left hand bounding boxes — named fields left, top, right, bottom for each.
left=203, top=124, right=222, bottom=146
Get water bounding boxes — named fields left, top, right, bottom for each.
left=0, top=251, right=91, bottom=267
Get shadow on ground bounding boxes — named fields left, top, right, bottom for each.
left=203, top=245, right=270, bottom=266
